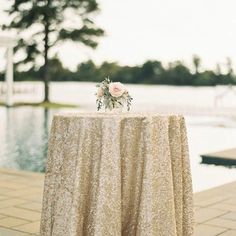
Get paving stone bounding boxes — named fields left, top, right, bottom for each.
left=0, top=196, right=8, bottom=201
left=0, top=175, right=18, bottom=181
left=195, top=208, right=228, bottom=223
left=17, top=203, right=42, bottom=212
left=20, top=194, right=43, bottom=203
left=0, top=217, right=29, bottom=227
left=4, top=188, right=43, bottom=197
left=194, top=182, right=236, bottom=203
left=0, top=199, right=28, bottom=209
left=0, top=181, right=27, bottom=190
left=224, top=198, right=236, bottom=206
left=9, top=178, right=44, bottom=187
left=0, top=227, right=29, bottom=236
left=219, top=230, right=236, bottom=236
left=13, top=221, right=40, bottom=234
left=0, top=187, right=12, bottom=194
left=209, top=203, right=236, bottom=211
left=194, top=195, right=230, bottom=207
left=206, top=218, right=236, bottom=230
left=221, top=212, right=236, bottom=221
left=194, top=224, right=227, bottom=236
left=0, top=207, right=41, bottom=221
left=0, top=168, right=43, bottom=179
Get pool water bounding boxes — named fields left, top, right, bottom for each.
left=0, top=107, right=52, bottom=172
left=0, top=106, right=236, bottom=192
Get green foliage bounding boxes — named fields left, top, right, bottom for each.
left=193, top=55, right=201, bottom=74
left=3, top=0, right=104, bottom=66
left=2, top=0, right=104, bottom=101
left=77, top=60, right=98, bottom=81
left=11, top=57, right=236, bottom=86
left=0, top=72, right=4, bottom=81
left=163, top=62, right=192, bottom=85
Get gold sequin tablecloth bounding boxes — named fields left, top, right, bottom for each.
left=40, top=113, right=194, bottom=236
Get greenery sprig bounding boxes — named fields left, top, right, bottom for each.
left=96, top=77, right=133, bottom=111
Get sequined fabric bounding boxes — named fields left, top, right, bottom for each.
left=40, top=113, right=194, bottom=236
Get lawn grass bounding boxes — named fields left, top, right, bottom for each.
left=0, top=101, right=78, bottom=109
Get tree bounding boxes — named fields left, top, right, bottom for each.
left=76, top=60, right=98, bottom=81
left=140, top=60, right=164, bottom=84
left=3, top=0, right=104, bottom=102
left=226, top=57, right=233, bottom=75
left=41, top=57, right=73, bottom=81
left=164, top=61, right=192, bottom=85
left=192, top=55, right=201, bottom=74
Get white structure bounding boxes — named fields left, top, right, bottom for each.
left=215, top=85, right=236, bottom=107
left=0, top=35, right=15, bottom=106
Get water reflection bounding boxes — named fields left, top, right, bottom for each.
left=0, top=107, right=54, bottom=172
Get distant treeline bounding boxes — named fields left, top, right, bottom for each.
left=0, top=57, right=235, bottom=86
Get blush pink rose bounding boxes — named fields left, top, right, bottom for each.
left=97, top=87, right=104, bottom=97
left=109, top=82, right=126, bottom=97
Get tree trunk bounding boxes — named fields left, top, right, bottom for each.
left=43, top=60, right=49, bottom=102
left=43, top=2, right=50, bottom=103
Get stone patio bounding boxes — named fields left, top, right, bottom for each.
left=0, top=168, right=235, bottom=236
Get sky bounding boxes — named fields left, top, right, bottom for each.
left=0, top=0, right=236, bottom=71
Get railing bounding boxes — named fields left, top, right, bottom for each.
left=214, top=85, right=236, bottom=107
left=0, top=83, right=37, bottom=95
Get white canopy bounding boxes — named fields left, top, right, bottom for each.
left=0, top=35, right=16, bottom=106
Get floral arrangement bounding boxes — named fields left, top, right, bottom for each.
left=96, top=77, right=133, bottom=111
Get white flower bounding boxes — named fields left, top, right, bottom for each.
left=109, top=82, right=126, bottom=98
left=97, top=87, right=104, bottom=98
